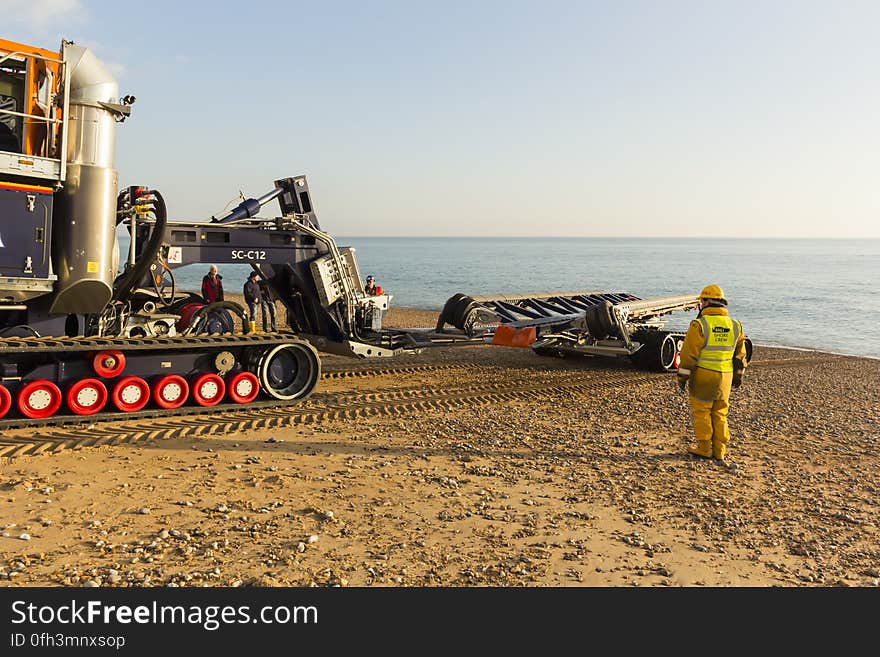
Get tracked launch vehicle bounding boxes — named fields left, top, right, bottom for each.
left=0, top=38, right=750, bottom=428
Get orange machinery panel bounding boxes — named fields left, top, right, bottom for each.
left=0, top=38, right=63, bottom=158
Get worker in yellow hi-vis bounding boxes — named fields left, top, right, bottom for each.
left=676, top=285, right=748, bottom=462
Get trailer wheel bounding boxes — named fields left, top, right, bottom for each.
left=152, top=375, right=190, bottom=409
left=111, top=376, right=151, bottom=412
left=17, top=380, right=63, bottom=419
left=630, top=331, right=680, bottom=372
left=451, top=295, right=481, bottom=331
left=436, top=293, right=468, bottom=331
left=585, top=301, right=614, bottom=340
left=0, top=385, right=11, bottom=418
left=257, top=342, right=320, bottom=401
left=191, top=373, right=225, bottom=407
left=66, top=378, right=108, bottom=416
left=226, top=371, right=260, bottom=404
left=657, top=333, right=679, bottom=371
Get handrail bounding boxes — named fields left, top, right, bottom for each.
left=0, top=107, right=63, bottom=124
left=59, top=51, right=69, bottom=180
left=0, top=49, right=63, bottom=66
left=288, top=217, right=359, bottom=332
left=0, top=45, right=67, bottom=170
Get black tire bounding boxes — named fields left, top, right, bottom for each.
left=657, top=333, right=679, bottom=372
left=451, top=295, right=480, bottom=330
left=584, top=300, right=614, bottom=340
left=257, top=341, right=321, bottom=401
left=453, top=298, right=481, bottom=331
left=436, top=293, right=468, bottom=331
left=630, top=331, right=680, bottom=372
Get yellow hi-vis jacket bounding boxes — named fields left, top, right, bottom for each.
left=677, top=306, right=748, bottom=401
left=695, top=314, right=740, bottom=372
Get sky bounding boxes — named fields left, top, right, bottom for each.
left=5, top=0, right=879, bottom=237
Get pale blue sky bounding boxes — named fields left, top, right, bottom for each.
left=7, top=0, right=879, bottom=237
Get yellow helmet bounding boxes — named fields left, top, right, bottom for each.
left=699, top=284, right=726, bottom=302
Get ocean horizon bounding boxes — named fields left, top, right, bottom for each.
left=117, top=233, right=879, bottom=359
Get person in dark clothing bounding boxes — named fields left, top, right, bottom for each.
left=257, top=276, right=277, bottom=332
left=364, top=275, right=380, bottom=296
left=201, top=265, right=224, bottom=303
left=243, top=271, right=262, bottom=329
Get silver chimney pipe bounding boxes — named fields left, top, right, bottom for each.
left=49, top=42, right=124, bottom=315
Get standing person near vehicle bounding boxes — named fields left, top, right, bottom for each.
left=243, top=271, right=262, bottom=332
left=201, top=265, right=224, bottom=303
left=676, top=284, right=748, bottom=463
left=364, top=275, right=383, bottom=296
left=257, top=275, right=277, bottom=332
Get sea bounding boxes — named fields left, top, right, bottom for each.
left=119, top=233, right=880, bottom=359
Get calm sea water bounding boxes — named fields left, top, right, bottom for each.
left=124, top=234, right=880, bottom=359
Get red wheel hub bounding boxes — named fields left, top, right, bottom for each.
left=226, top=371, right=259, bottom=404
left=93, top=350, right=126, bottom=378
left=111, top=376, right=150, bottom=412
left=191, top=372, right=225, bottom=407
left=152, top=375, right=189, bottom=409
left=0, top=385, right=12, bottom=418
left=17, top=380, right=63, bottom=419
left=66, top=378, right=108, bottom=416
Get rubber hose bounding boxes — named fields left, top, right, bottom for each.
left=0, top=324, right=41, bottom=338
left=150, top=260, right=176, bottom=307
left=112, top=189, right=167, bottom=303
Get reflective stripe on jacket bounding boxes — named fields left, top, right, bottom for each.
left=695, top=315, right=740, bottom=373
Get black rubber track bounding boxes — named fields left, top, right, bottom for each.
left=0, top=354, right=846, bottom=459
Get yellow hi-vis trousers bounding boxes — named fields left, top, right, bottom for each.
left=690, top=396, right=730, bottom=445
left=688, top=367, right=733, bottom=446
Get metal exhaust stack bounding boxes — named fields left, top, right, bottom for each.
left=49, top=42, right=125, bottom=314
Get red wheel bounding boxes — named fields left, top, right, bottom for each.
left=66, top=378, right=108, bottom=416
left=0, top=385, right=12, bottom=418
left=93, top=350, right=126, bottom=377
left=673, top=351, right=681, bottom=370
left=17, top=380, right=63, bottom=419
left=191, top=372, right=226, bottom=407
left=226, top=371, right=260, bottom=404
left=111, top=376, right=150, bottom=412
left=152, top=375, right=189, bottom=409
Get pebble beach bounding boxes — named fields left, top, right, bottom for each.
left=1, top=306, right=878, bottom=587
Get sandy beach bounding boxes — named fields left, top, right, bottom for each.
left=1, top=306, right=878, bottom=588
